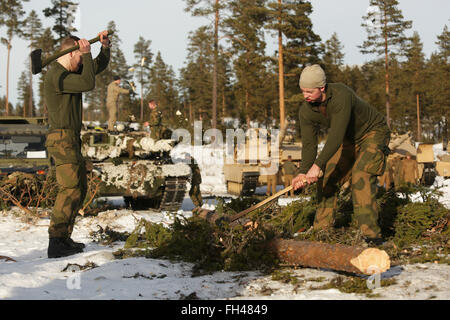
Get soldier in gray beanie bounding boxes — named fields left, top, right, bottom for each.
left=292, top=64, right=391, bottom=244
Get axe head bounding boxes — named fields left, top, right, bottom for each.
left=31, top=49, right=43, bottom=75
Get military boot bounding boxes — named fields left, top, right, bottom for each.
left=64, top=238, right=86, bottom=250
left=47, top=238, right=83, bottom=259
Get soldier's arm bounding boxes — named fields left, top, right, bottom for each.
left=55, top=53, right=95, bottom=93
left=93, top=46, right=110, bottom=75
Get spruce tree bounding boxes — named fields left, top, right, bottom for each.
left=360, top=0, right=412, bottom=129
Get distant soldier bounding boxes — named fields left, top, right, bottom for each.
left=399, top=152, right=419, bottom=185
left=106, top=75, right=132, bottom=131
left=262, top=159, right=278, bottom=196
left=378, top=157, right=394, bottom=190
left=144, top=100, right=163, bottom=139
left=186, top=154, right=203, bottom=209
left=282, top=155, right=297, bottom=197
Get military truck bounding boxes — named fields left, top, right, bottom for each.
left=223, top=128, right=301, bottom=196
left=0, top=117, right=50, bottom=176
left=81, top=127, right=191, bottom=211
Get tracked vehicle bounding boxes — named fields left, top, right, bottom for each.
left=81, top=127, right=191, bottom=211
left=0, top=117, right=50, bottom=176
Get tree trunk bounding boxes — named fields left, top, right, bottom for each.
left=416, top=93, right=421, bottom=141
left=278, top=0, right=285, bottom=130
left=211, top=0, right=219, bottom=130
left=384, top=11, right=391, bottom=129
left=5, top=39, right=12, bottom=116
left=268, top=238, right=390, bottom=275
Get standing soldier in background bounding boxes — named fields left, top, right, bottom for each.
left=186, top=153, right=203, bottom=210
left=144, top=100, right=163, bottom=139
left=378, top=157, right=394, bottom=190
left=106, top=75, right=132, bottom=131
left=399, top=152, right=419, bottom=186
left=292, top=64, right=390, bottom=243
left=44, top=31, right=110, bottom=258
left=282, top=155, right=297, bottom=197
left=262, top=158, right=278, bottom=196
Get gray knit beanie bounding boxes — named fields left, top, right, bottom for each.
left=299, top=64, right=326, bottom=89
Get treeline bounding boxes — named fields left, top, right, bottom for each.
left=0, top=0, right=448, bottom=142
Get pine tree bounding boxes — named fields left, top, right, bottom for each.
left=321, top=32, right=345, bottom=83
left=224, top=0, right=269, bottom=127
left=147, top=52, right=180, bottom=127
left=279, top=0, right=321, bottom=119
left=360, top=0, right=412, bottom=129
left=22, top=10, right=43, bottom=117
left=133, top=36, right=153, bottom=122
left=17, top=70, right=33, bottom=117
left=184, top=0, right=225, bottom=129
left=0, top=0, right=29, bottom=116
left=180, top=27, right=214, bottom=124
left=403, top=31, right=425, bottom=140
left=43, top=0, right=79, bottom=40
left=35, top=28, right=56, bottom=117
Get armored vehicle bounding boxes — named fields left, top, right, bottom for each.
left=223, top=128, right=301, bottom=196
left=81, top=127, right=191, bottom=211
left=0, top=117, right=50, bottom=176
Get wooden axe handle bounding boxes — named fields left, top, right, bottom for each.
left=230, top=185, right=293, bottom=222
left=41, top=30, right=114, bottom=69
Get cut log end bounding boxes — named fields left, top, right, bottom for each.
left=350, top=248, right=391, bottom=275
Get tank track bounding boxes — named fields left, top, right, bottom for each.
left=159, top=176, right=189, bottom=211
left=241, top=171, right=259, bottom=196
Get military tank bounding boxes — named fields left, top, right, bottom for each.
left=81, top=124, right=191, bottom=211
left=0, top=117, right=50, bottom=176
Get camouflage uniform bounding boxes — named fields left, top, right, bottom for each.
left=149, top=109, right=163, bottom=140
left=106, top=81, right=130, bottom=131
left=189, top=158, right=203, bottom=208
left=298, top=83, right=390, bottom=238
left=44, top=46, right=110, bottom=240
left=45, top=130, right=87, bottom=238
left=315, top=130, right=390, bottom=237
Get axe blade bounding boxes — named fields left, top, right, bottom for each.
left=30, top=49, right=43, bottom=75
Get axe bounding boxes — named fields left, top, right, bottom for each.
left=30, top=30, right=114, bottom=75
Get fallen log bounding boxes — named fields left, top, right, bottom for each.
left=268, top=238, right=390, bottom=275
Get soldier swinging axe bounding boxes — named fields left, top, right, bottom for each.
left=30, top=30, right=114, bottom=75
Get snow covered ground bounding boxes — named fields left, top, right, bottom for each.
left=0, top=143, right=449, bottom=300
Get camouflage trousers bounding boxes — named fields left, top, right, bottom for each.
left=284, top=175, right=295, bottom=197
left=189, top=184, right=203, bottom=208
left=314, top=129, right=390, bottom=238
left=46, top=129, right=87, bottom=239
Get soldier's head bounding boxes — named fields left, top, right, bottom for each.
left=288, top=155, right=292, bottom=161
left=405, top=152, right=411, bottom=159
left=58, top=35, right=83, bottom=72
left=148, top=100, right=157, bottom=110
left=113, top=75, right=121, bottom=84
left=299, top=64, right=326, bottom=103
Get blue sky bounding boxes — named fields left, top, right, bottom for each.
left=0, top=0, right=449, bottom=107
